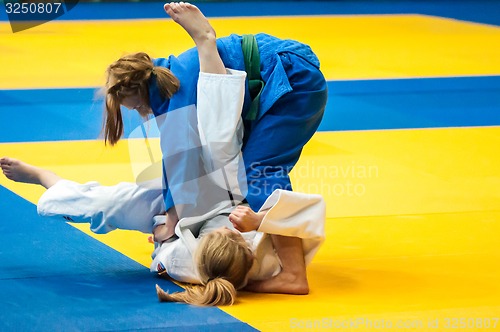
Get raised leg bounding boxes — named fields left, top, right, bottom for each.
left=0, top=157, right=61, bottom=189
left=164, top=2, right=225, bottom=74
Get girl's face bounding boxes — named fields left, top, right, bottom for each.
left=121, top=94, right=152, bottom=117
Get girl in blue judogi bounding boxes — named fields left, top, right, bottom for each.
left=103, top=2, right=328, bottom=242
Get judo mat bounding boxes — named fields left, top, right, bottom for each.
left=1, top=1, right=500, bottom=331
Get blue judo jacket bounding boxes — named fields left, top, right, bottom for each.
left=149, top=33, right=328, bottom=212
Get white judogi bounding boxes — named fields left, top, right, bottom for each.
left=37, top=69, right=326, bottom=285
left=151, top=188, right=325, bottom=285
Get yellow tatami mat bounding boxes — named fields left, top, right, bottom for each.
left=2, top=126, right=499, bottom=331
left=1, top=14, right=500, bottom=89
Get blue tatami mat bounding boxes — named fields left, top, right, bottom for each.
left=0, top=88, right=142, bottom=143
left=319, top=76, right=500, bottom=132
left=0, top=185, right=257, bottom=331
left=2, top=76, right=500, bottom=143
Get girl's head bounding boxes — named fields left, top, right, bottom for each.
left=103, top=52, right=180, bottom=145
left=156, top=227, right=254, bottom=306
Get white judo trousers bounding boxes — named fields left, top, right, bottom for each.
left=37, top=69, right=326, bottom=285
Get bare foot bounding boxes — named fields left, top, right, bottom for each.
left=164, top=2, right=216, bottom=46
left=244, top=270, right=309, bottom=295
left=164, top=2, right=224, bottom=74
left=0, top=157, right=42, bottom=185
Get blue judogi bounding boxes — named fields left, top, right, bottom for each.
left=149, top=33, right=328, bottom=212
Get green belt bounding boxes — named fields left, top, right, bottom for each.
left=241, top=34, right=265, bottom=121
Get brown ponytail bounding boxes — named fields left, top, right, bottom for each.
left=156, top=231, right=254, bottom=306
left=103, top=52, right=180, bottom=145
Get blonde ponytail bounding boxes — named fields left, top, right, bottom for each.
left=156, top=278, right=237, bottom=306
left=103, top=52, right=180, bottom=145
left=156, top=231, right=254, bottom=306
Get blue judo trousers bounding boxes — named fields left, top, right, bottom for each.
left=148, top=33, right=328, bottom=212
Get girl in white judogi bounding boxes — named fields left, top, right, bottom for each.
left=0, top=3, right=325, bottom=306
